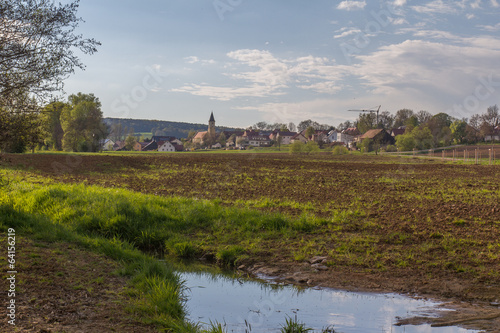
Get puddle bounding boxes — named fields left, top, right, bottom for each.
left=182, top=272, right=478, bottom=333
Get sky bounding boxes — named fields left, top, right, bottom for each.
left=62, top=0, right=500, bottom=128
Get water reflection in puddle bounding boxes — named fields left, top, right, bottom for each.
left=182, top=272, right=477, bottom=333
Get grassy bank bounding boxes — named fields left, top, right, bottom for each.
left=0, top=175, right=331, bottom=331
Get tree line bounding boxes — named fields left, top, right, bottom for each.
left=0, top=0, right=101, bottom=153
left=250, top=106, right=499, bottom=151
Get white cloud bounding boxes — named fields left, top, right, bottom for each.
left=184, top=56, right=199, bottom=64
left=333, top=28, right=362, bottom=39
left=411, top=0, right=459, bottom=14
left=337, top=1, right=367, bottom=11
left=470, top=0, right=482, bottom=9
left=350, top=38, right=500, bottom=102
left=393, top=0, right=407, bottom=6
left=491, top=0, right=499, bottom=7
left=173, top=50, right=346, bottom=100
left=478, top=22, right=500, bottom=31
left=184, top=56, right=216, bottom=65
left=392, top=17, right=409, bottom=25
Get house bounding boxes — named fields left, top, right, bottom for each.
left=359, top=129, right=395, bottom=146
left=327, top=131, right=339, bottom=143
left=102, top=139, right=115, bottom=151
left=236, top=130, right=271, bottom=147
left=270, top=131, right=297, bottom=145
left=291, top=132, right=308, bottom=144
left=391, top=127, right=406, bottom=137
left=311, top=130, right=329, bottom=143
left=337, top=133, right=355, bottom=146
left=158, top=141, right=177, bottom=152
left=112, top=140, right=126, bottom=151
left=485, top=126, right=500, bottom=142
left=343, top=127, right=361, bottom=136
left=133, top=142, right=148, bottom=151
left=142, top=141, right=158, bottom=151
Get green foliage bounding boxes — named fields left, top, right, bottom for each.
left=360, top=138, right=373, bottom=153
left=280, top=316, right=312, bottom=333
left=385, top=145, right=397, bottom=152
left=125, top=135, right=137, bottom=151
left=450, top=120, right=467, bottom=144
left=41, top=102, right=67, bottom=150
left=216, top=246, right=245, bottom=267
left=305, top=141, right=320, bottom=153
left=61, top=93, right=108, bottom=152
left=171, top=241, right=198, bottom=259
left=332, top=145, right=349, bottom=155
left=0, top=108, right=42, bottom=153
left=395, top=126, right=434, bottom=151
left=290, top=141, right=305, bottom=154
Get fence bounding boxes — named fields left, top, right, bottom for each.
left=385, top=145, right=500, bottom=165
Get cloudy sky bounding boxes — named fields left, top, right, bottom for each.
left=63, top=0, right=500, bottom=128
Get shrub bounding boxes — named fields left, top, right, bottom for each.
left=289, top=141, right=305, bottom=154
left=332, top=146, right=348, bottom=155
left=385, top=145, right=397, bottom=152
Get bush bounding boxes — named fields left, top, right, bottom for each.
left=332, top=146, right=348, bottom=155
left=290, top=141, right=305, bottom=154
left=385, top=145, right=397, bottom=152
left=304, top=141, right=320, bottom=154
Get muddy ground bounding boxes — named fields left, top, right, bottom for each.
left=1, top=152, right=500, bottom=331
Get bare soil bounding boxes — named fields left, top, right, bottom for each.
left=2, top=152, right=500, bottom=331
left=0, top=236, right=157, bottom=333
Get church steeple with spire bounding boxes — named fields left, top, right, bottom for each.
left=208, top=111, right=216, bottom=137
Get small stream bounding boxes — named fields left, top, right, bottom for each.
left=182, top=271, right=478, bottom=333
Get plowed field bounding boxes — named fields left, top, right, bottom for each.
left=2, top=152, right=500, bottom=318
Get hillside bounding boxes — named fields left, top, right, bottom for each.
left=103, top=117, right=242, bottom=139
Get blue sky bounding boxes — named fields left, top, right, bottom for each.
left=63, top=0, right=500, bottom=128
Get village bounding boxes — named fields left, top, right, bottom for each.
left=101, top=112, right=438, bottom=152
left=102, top=111, right=500, bottom=153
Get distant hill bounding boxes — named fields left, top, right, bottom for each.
left=103, top=118, right=242, bottom=139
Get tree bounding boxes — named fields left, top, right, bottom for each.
left=394, top=109, right=414, bottom=128
left=480, top=105, right=499, bottom=140
left=41, top=101, right=67, bottom=150
left=187, top=130, right=197, bottom=141
left=254, top=121, right=268, bottom=130
left=395, top=132, right=416, bottom=152
left=416, top=110, right=433, bottom=125
left=217, top=132, right=227, bottom=146
left=411, top=126, right=434, bottom=150
left=305, top=126, right=315, bottom=138
left=304, top=141, right=320, bottom=154
left=450, top=120, right=467, bottom=144
left=298, top=119, right=321, bottom=132
left=379, top=111, right=394, bottom=129
left=356, top=113, right=376, bottom=133
left=61, top=93, right=108, bottom=152
left=0, top=0, right=100, bottom=109
left=427, top=113, right=452, bottom=147
left=0, top=108, right=42, bottom=153
left=124, top=135, right=137, bottom=151
left=289, top=141, right=305, bottom=154
left=202, top=132, right=216, bottom=148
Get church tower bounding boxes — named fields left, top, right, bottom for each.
left=208, top=112, right=216, bottom=137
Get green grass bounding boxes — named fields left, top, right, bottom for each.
left=0, top=177, right=334, bottom=331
